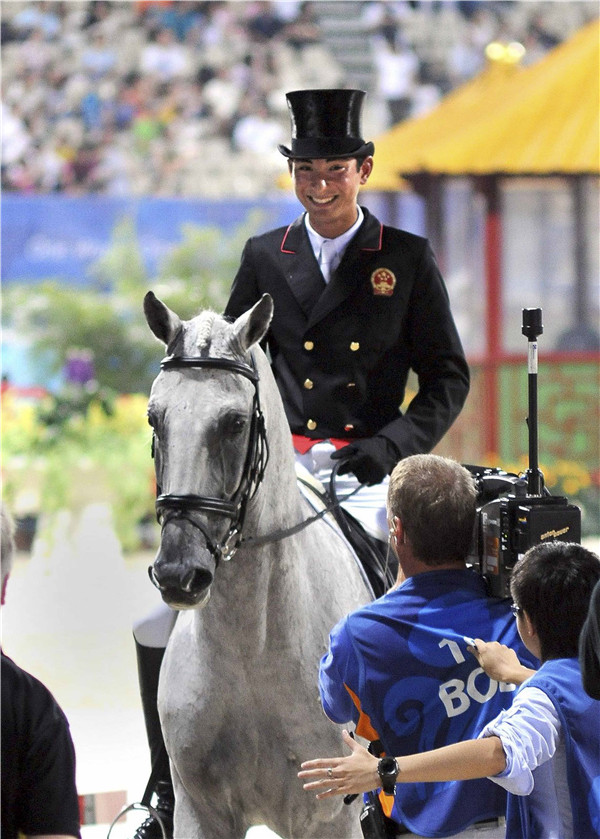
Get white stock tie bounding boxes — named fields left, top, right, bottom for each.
left=318, top=239, right=336, bottom=283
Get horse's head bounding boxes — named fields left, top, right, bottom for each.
left=144, top=291, right=273, bottom=609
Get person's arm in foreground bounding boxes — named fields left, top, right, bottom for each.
left=298, top=729, right=506, bottom=799
left=467, top=638, right=536, bottom=685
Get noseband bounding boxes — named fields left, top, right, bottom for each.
left=152, top=353, right=269, bottom=566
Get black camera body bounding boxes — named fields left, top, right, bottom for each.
left=468, top=468, right=581, bottom=597
left=359, top=791, right=397, bottom=839
left=467, top=308, right=582, bottom=599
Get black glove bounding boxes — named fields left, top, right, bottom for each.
left=330, top=437, right=400, bottom=486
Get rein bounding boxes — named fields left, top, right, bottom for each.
left=240, top=470, right=361, bottom=549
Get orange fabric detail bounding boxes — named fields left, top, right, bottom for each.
left=379, top=790, right=395, bottom=818
left=292, top=435, right=354, bottom=454
left=342, top=685, right=396, bottom=817
left=343, top=684, right=380, bottom=742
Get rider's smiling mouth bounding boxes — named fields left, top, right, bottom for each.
left=309, top=195, right=336, bottom=205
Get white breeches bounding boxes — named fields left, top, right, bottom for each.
left=294, top=441, right=389, bottom=541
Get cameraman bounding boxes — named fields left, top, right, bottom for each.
left=300, top=541, right=600, bottom=839
left=310, top=454, right=538, bottom=838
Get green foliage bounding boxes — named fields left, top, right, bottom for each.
left=155, top=213, right=265, bottom=318
left=3, top=281, right=157, bottom=393
left=1, top=209, right=267, bottom=549
left=88, top=215, right=147, bottom=295
left=2, top=209, right=267, bottom=395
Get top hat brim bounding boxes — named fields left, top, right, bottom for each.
left=278, top=139, right=375, bottom=160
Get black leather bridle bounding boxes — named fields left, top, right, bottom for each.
left=150, top=351, right=372, bottom=589
left=152, top=352, right=269, bottom=565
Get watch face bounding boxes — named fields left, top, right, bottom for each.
left=379, top=757, right=397, bottom=774
left=378, top=756, right=398, bottom=794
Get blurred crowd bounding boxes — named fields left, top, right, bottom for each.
left=2, top=0, right=597, bottom=197
left=2, top=0, right=336, bottom=196
left=363, top=0, right=594, bottom=124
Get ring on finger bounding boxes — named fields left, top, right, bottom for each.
left=327, top=767, right=333, bottom=778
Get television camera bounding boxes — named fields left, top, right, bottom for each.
left=467, top=308, right=581, bottom=598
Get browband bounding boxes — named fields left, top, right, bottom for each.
left=160, top=355, right=258, bottom=383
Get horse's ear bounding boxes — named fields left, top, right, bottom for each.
left=144, top=291, right=182, bottom=346
left=231, top=293, right=274, bottom=353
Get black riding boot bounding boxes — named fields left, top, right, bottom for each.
left=132, top=641, right=175, bottom=839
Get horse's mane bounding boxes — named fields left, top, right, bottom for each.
left=191, top=309, right=249, bottom=362
left=195, top=311, right=218, bottom=352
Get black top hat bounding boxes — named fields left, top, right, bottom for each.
left=278, top=89, right=375, bottom=159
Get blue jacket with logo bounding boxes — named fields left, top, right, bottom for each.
left=319, top=568, right=538, bottom=837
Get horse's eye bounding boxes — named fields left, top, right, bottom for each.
left=223, top=414, right=246, bottom=436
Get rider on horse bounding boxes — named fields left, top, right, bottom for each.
left=131, top=87, right=469, bottom=838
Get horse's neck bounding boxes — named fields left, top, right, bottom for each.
left=249, top=352, right=304, bottom=529
left=194, top=459, right=315, bottom=647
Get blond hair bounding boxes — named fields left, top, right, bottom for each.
left=387, top=454, right=477, bottom=565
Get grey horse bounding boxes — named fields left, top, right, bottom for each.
left=144, top=291, right=372, bottom=838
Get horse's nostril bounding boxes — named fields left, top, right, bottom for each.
left=181, top=568, right=213, bottom=593
left=148, top=565, right=162, bottom=590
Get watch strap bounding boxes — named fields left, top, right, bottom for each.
left=377, top=756, right=399, bottom=796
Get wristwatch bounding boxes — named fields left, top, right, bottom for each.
left=377, top=756, right=399, bottom=796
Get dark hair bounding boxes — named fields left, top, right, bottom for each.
left=387, top=454, right=477, bottom=565
left=510, top=542, right=600, bottom=660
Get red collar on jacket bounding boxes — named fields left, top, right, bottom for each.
left=292, top=434, right=353, bottom=454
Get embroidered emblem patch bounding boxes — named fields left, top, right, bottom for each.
left=370, top=268, right=396, bottom=296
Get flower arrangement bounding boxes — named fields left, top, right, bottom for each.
left=1, top=387, right=156, bottom=552
left=480, top=452, right=598, bottom=537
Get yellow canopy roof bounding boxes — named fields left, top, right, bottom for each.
left=368, top=18, right=600, bottom=186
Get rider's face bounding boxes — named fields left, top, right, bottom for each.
left=289, top=157, right=373, bottom=238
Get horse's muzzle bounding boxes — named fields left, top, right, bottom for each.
left=150, top=518, right=216, bottom=608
